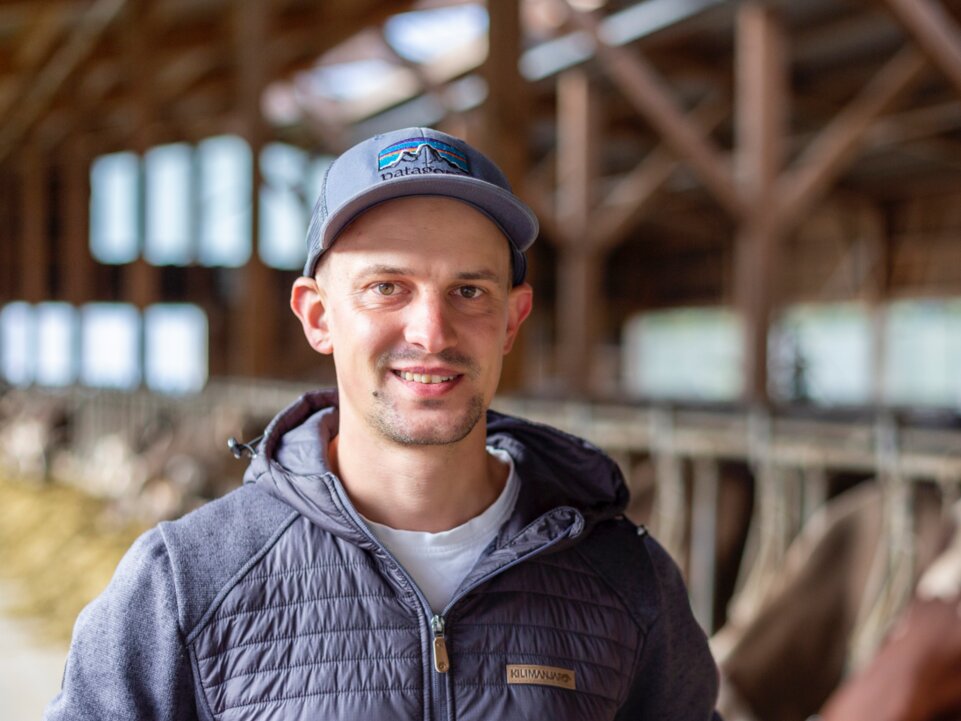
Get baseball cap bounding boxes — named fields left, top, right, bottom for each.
left=303, top=127, right=538, bottom=285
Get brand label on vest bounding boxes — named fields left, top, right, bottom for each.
left=506, top=664, right=576, bottom=690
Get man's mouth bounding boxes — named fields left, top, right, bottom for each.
left=393, top=370, right=458, bottom=384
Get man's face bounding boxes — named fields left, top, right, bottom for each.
left=295, top=196, right=532, bottom=447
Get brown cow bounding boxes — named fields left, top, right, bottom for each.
left=819, top=594, right=961, bottom=721
left=714, top=481, right=954, bottom=721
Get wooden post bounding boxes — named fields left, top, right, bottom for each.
left=0, top=170, right=15, bottom=302
left=556, top=70, right=602, bottom=394
left=557, top=246, right=604, bottom=391
left=61, top=138, right=95, bottom=306
left=735, top=3, right=787, bottom=407
left=19, top=143, right=49, bottom=304
left=233, top=0, right=273, bottom=379
left=483, top=0, right=529, bottom=392
left=121, top=0, right=161, bottom=388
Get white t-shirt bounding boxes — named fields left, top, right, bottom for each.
left=364, top=448, right=519, bottom=613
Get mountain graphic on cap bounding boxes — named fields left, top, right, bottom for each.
left=377, top=137, right=470, bottom=174
left=303, top=126, right=538, bottom=285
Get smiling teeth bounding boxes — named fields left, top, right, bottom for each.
left=400, top=371, right=455, bottom=384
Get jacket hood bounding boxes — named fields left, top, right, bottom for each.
left=244, top=389, right=629, bottom=554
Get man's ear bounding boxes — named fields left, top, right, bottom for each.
left=290, top=277, right=334, bottom=355
left=503, top=283, right=533, bottom=354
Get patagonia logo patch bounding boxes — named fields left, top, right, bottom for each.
left=506, top=664, right=576, bottom=691
left=377, top=137, right=470, bottom=179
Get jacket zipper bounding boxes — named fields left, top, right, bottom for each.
left=431, top=613, right=450, bottom=721
left=431, top=614, right=450, bottom=673
left=327, top=474, right=580, bottom=717
left=327, top=475, right=453, bottom=719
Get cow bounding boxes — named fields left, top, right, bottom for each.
left=714, top=480, right=957, bottom=721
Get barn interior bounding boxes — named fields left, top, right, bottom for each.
left=2, top=0, right=961, bottom=719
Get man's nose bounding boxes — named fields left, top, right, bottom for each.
left=403, top=293, right=457, bottom=353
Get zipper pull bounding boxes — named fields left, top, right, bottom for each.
left=431, top=614, right=450, bottom=673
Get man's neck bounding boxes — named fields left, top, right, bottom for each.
left=327, top=418, right=508, bottom=533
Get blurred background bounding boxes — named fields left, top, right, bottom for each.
left=2, top=0, right=961, bottom=719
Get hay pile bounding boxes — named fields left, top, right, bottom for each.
left=0, top=474, right=144, bottom=644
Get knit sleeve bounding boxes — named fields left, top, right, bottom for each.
left=43, top=528, right=200, bottom=721
left=613, top=535, right=721, bottom=721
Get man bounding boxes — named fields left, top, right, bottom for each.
left=46, top=127, right=720, bottom=720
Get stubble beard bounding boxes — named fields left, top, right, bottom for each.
left=368, top=349, right=487, bottom=446
left=368, top=392, right=485, bottom=446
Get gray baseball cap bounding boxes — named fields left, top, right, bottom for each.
left=303, top=127, right=538, bottom=285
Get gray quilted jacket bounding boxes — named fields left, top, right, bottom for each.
left=46, top=389, right=720, bottom=720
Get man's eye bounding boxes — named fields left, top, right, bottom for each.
left=456, top=286, right=481, bottom=299
left=374, top=283, right=396, bottom=296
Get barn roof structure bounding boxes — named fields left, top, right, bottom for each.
left=2, top=0, right=961, bottom=406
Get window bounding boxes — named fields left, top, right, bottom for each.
left=883, top=299, right=961, bottom=407
left=260, top=143, right=308, bottom=270
left=35, top=303, right=77, bottom=386
left=770, top=303, right=872, bottom=405
left=145, top=304, right=208, bottom=394
left=90, top=152, right=140, bottom=263
left=145, top=143, right=193, bottom=265
left=81, top=304, right=141, bottom=389
left=0, top=302, right=34, bottom=386
left=622, top=307, right=742, bottom=401
left=198, top=135, right=252, bottom=267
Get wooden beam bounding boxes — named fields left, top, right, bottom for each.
left=267, top=0, right=415, bottom=75
left=0, top=0, right=129, bottom=164
left=232, top=0, right=273, bottom=379
left=521, top=175, right=569, bottom=247
left=737, top=4, right=786, bottom=212
left=0, top=4, right=67, bottom=121
left=555, top=69, right=603, bottom=394
left=735, top=3, right=787, bottom=408
left=556, top=70, right=599, bottom=244
left=594, top=145, right=677, bottom=249
left=19, top=144, right=48, bottom=303
left=483, top=0, right=529, bottom=392
left=594, top=98, right=729, bottom=249
left=776, top=47, right=927, bottom=235
left=61, top=137, right=95, bottom=305
left=868, top=100, right=961, bottom=147
left=481, top=0, right=528, bottom=186
left=121, top=0, right=160, bottom=312
left=561, top=1, right=745, bottom=220
left=882, top=0, right=961, bottom=102
left=0, top=168, right=16, bottom=301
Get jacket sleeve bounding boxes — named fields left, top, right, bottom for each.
left=613, top=535, right=722, bottom=721
left=43, top=528, right=200, bottom=721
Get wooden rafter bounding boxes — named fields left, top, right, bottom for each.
left=0, top=0, right=130, bottom=163
left=594, top=98, right=729, bottom=250
left=882, top=0, right=961, bottom=101
left=561, top=0, right=745, bottom=220
left=776, top=47, right=927, bottom=235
